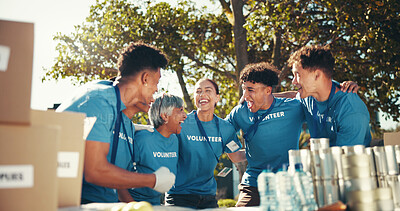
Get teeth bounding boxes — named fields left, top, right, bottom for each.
left=200, top=100, right=208, bottom=103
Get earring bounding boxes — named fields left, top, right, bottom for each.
left=144, top=83, right=148, bottom=86
left=164, top=121, right=168, bottom=124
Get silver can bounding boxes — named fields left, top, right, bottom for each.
left=310, top=138, right=330, bottom=151
left=341, top=145, right=366, bottom=155
left=384, top=145, right=399, bottom=175
left=373, top=146, right=389, bottom=176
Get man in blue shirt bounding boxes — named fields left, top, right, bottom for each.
left=226, top=62, right=305, bottom=207
left=57, top=42, right=176, bottom=203
left=288, top=45, right=371, bottom=146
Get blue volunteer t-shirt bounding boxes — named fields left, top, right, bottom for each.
left=226, top=98, right=304, bottom=187
left=128, top=130, right=179, bottom=205
left=57, top=80, right=135, bottom=203
left=168, top=111, right=242, bottom=195
left=297, top=90, right=371, bottom=147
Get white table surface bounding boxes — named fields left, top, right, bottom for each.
left=58, top=203, right=261, bottom=211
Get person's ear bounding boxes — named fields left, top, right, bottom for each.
left=266, top=86, right=273, bottom=95
left=160, top=113, right=169, bottom=122
left=141, top=71, right=149, bottom=87
left=314, top=69, right=322, bottom=81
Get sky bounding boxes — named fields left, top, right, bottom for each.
left=0, top=0, right=398, bottom=130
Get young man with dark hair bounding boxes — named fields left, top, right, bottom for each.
left=288, top=45, right=371, bottom=146
left=226, top=62, right=305, bottom=207
left=57, top=41, right=176, bottom=203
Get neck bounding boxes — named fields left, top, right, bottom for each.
left=157, top=125, right=172, bottom=138
left=118, top=82, right=140, bottom=119
left=314, top=80, right=335, bottom=102
left=197, top=109, right=214, bottom=122
left=260, top=94, right=275, bottom=110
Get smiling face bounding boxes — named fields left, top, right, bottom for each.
left=194, top=80, right=220, bottom=112
left=242, top=81, right=272, bottom=113
left=165, top=107, right=187, bottom=134
left=291, top=63, right=318, bottom=99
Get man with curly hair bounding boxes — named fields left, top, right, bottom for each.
left=226, top=62, right=305, bottom=207
left=288, top=45, right=371, bottom=147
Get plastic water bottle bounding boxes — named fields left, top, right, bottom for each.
left=293, top=163, right=318, bottom=211
left=258, top=169, right=277, bottom=211
left=276, top=164, right=300, bottom=211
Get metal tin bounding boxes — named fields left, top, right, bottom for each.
left=365, top=147, right=378, bottom=177
left=288, top=149, right=300, bottom=175
left=349, top=202, right=377, bottom=211
left=320, top=148, right=336, bottom=179
left=331, top=147, right=343, bottom=178
left=341, top=145, right=366, bottom=155
left=310, top=138, right=330, bottom=151
left=337, top=178, right=346, bottom=203
left=347, top=189, right=375, bottom=203
left=377, top=175, right=389, bottom=188
left=376, top=199, right=395, bottom=211
left=313, top=179, right=325, bottom=208
left=374, top=187, right=393, bottom=200
left=343, top=166, right=371, bottom=179
left=299, top=149, right=311, bottom=173
left=311, top=150, right=322, bottom=180
left=341, top=153, right=370, bottom=168
left=344, top=177, right=376, bottom=192
left=373, top=146, right=389, bottom=176
left=322, top=178, right=339, bottom=205
left=395, top=145, right=400, bottom=170
left=384, top=145, right=399, bottom=175
left=386, top=175, right=400, bottom=208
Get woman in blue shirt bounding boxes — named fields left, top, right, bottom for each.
left=118, top=94, right=187, bottom=205
left=165, top=78, right=246, bottom=209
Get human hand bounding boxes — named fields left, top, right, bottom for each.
left=153, top=167, right=176, bottom=193
left=340, top=81, right=359, bottom=93
left=133, top=124, right=154, bottom=132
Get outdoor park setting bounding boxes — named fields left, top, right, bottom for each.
left=0, top=0, right=399, bottom=210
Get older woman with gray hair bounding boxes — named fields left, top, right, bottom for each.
left=117, top=94, right=187, bottom=205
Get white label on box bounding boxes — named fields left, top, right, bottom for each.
left=0, top=165, right=34, bottom=188
left=0, top=45, right=11, bottom=72
left=57, top=151, right=79, bottom=178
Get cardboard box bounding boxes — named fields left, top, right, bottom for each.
left=31, top=110, right=86, bottom=207
left=0, top=124, right=61, bottom=211
left=0, top=20, right=34, bottom=125
left=384, top=132, right=400, bottom=146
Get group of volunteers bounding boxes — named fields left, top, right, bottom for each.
left=57, top=41, right=371, bottom=208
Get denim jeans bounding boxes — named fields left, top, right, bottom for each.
left=164, top=193, right=218, bottom=209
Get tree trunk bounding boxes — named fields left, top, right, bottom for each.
left=176, top=67, right=194, bottom=112
left=272, top=29, right=283, bottom=92
left=231, top=0, right=248, bottom=182
left=231, top=0, right=248, bottom=97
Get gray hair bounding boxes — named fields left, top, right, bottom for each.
left=149, top=94, right=184, bottom=129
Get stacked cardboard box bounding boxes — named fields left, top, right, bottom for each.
left=0, top=20, right=86, bottom=210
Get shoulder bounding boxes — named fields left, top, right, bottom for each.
left=333, top=92, right=368, bottom=113
left=58, top=80, right=116, bottom=112
left=134, top=130, right=155, bottom=141
left=275, top=97, right=302, bottom=107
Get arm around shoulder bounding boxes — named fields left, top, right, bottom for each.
left=228, top=149, right=247, bottom=163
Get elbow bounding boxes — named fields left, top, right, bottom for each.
left=84, top=170, right=98, bottom=184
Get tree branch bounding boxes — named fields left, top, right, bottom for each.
left=176, top=45, right=237, bottom=80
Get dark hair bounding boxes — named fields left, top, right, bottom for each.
left=117, top=41, right=168, bottom=77
left=288, top=45, right=334, bottom=78
left=197, top=78, right=219, bottom=94
left=240, top=62, right=279, bottom=87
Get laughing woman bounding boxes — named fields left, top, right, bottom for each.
left=118, top=94, right=187, bottom=205
left=165, top=78, right=246, bottom=209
